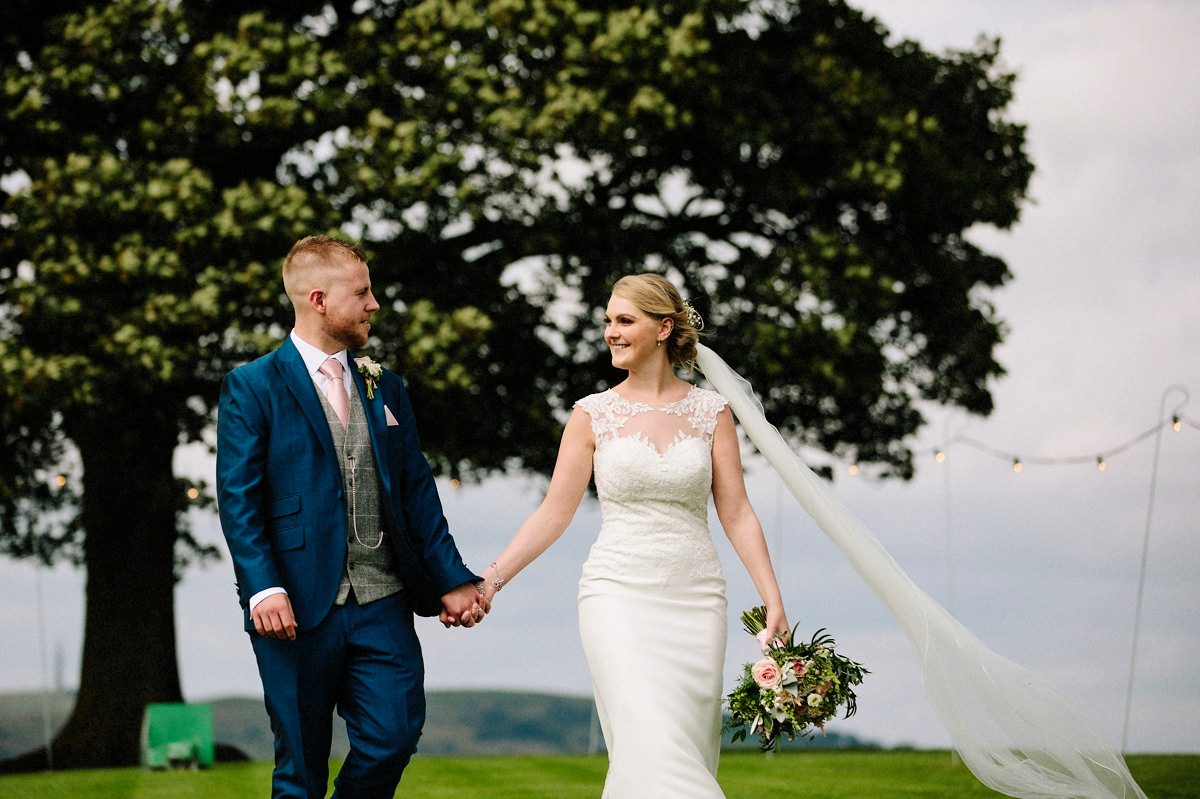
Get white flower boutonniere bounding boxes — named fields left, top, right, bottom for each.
left=354, top=356, right=383, bottom=400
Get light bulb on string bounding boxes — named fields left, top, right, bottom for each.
left=926, top=385, right=1191, bottom=474
left=53, top=474, right=67, bottom=488
left=186, top=486, right=201, bottom=501
left=847, top=463, right=860, bottom=477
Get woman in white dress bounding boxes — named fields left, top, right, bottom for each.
left=481, top=273, right=790, bottom=798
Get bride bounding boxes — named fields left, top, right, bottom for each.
left=480, top=273, right=788, bottom=797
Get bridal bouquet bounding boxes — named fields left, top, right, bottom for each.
left=725, top=606, right=868, bottom=751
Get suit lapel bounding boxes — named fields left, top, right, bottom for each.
left=350, top=356, right=395, bottom=492
left=274, top=338, right=337, bottom=454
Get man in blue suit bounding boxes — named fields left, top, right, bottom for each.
left=217, top=235, right=487, bottom=798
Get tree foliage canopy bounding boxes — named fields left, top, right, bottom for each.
left=0, top=0, right=1030, bottom=767
left=1, top=0, right=1032, bottom=554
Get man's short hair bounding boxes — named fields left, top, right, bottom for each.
left=282, top=235, right=367, bottom=297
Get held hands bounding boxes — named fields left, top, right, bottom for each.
left=440, top=561, right=506, bottom=629
left=439, top=581, right=491, bottom=629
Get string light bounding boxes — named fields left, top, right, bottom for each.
left=53, top=474, right=67, bottom=488
left=186, top=486, right=201, bottom=501
left=926, top=399, right=1196, bottom=475
left=860, top=403, right=1197, bottom=477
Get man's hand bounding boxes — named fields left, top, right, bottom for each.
left=439, top=581, right=490, bottom=629
left=252, top=593, right=297, bottom=640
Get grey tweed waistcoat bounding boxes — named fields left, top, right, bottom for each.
left=317, top=380, right=403, bottom=605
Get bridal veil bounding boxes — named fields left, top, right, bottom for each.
left=696, top=343, right=1146, bottom=799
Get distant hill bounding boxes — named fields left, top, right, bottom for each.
left=0, top=692, right=74, bottom=763
left=0, top=690, right=875, bottom=763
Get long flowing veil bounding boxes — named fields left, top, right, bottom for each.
left=696, top=344, right=1146, bottom=799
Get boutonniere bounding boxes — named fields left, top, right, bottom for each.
left=354, top=356, right=383, bottom=400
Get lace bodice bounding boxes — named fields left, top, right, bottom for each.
left=575, top=385, right=729, bottom=584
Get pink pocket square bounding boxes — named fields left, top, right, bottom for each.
left=384, top=405, right=400, bottom=427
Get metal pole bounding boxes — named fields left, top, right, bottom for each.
left=35, top=563, right=54, bottom=771
left=1121, top=385, right=1188, bottom=753
left=941, top=415, right=958, bottom=768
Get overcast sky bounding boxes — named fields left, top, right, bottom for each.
left=2, top=0, right=1197, bottom=755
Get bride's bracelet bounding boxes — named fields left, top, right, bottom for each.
left=489, top=561, right=507, bottom=592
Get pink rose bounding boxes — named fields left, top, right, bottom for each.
left=793, top=659, right=809, bottom=679
left=751, top=658, right=781, bottom=689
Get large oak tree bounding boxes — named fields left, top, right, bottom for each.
left=0, top=0, right=1030, bottom=769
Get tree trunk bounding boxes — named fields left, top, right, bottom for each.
left=14, top=410, right=185, bottom=770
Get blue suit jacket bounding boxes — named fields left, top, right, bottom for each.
left=216, top=337, right=475, bottom=630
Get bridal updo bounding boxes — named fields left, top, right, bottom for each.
left=612, top=274, right=703, bottom=368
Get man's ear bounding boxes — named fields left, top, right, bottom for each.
left=308, top=288, right=327, bottom=315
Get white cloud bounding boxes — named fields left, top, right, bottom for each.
left=1016, top=1, right=1200, bottom=146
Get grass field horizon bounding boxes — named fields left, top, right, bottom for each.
left=0, top=751, right=1195, bottom=799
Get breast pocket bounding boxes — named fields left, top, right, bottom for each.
left=266, top=494, right=305, bottom=551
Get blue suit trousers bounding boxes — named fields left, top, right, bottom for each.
left=251, top=591, right=425, bottom=799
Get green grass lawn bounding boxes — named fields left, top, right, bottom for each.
left=0, top=751, right=1194, bottom=798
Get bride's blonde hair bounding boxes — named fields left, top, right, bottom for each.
left=611, top=274, right=702, bottom=368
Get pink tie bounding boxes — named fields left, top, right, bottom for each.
left=318, top=358, right=349, bottom=429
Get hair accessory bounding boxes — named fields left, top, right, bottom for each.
left=682, top=300, right=705, bottom=331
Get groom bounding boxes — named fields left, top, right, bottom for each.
left=217, top=235, right=486, bottom=798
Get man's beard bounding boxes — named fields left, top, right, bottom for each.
left=326, top=316, right=368, bottom=349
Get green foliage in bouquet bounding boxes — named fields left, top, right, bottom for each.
left=725, top=607, right=868, bottom=751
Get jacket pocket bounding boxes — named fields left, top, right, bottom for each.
left=268, top=494, right=301, bottom=520
left=266, top=494, right=304, bottom=551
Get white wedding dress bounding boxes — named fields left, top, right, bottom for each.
left=575, top=385, right=730, bottom=799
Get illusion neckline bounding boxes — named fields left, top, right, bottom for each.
left=607, top=384, right=697, bottom=408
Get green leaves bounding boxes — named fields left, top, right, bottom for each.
left=1, top=0, right=1031, bottom=559
left=401, top=300, right=493, bottom=392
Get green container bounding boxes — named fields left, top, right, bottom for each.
left=141, top=702, right=215, bottom=769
